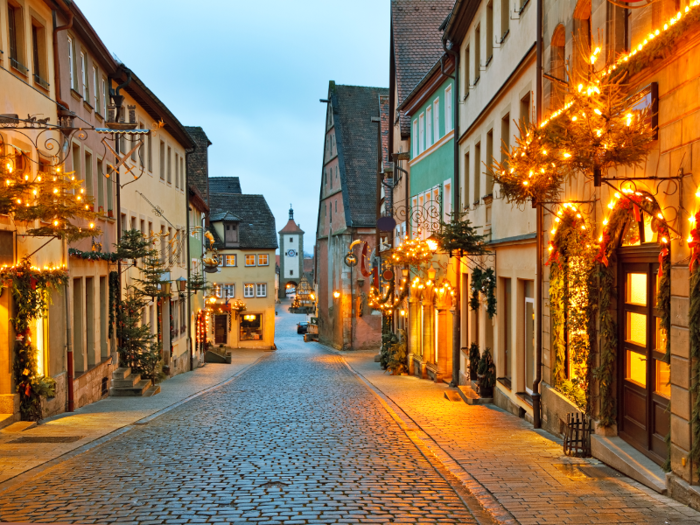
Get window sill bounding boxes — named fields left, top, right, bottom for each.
left=70, top=88, right=83, bottom=101
left=497, top=377, right=512, bottom=390
left=83, top=100, right=94, bottom=113
left=10, top=59, right=29, bottom=78
left=95, top=112, right=104, bottom=122
left=33, top=78, right=50, bottom=92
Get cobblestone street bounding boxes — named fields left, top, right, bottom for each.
left=0, top=307, right=478, bottom=524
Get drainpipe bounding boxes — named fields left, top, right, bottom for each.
left=64, top=235, right=74, bottom=411
left=51, top=1, right=73, bottom=114
left=532, top=0, right=544, bottom=428
left=185, top=146, right=196, bottom=371
left=443, top=40, right=461, bottom=388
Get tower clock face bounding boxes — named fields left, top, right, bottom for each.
left=287, top=249, right=297, bottom=257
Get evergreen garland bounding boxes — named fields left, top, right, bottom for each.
left=470, top=267, right=496, bottom=317
left=689, top=263, right=700, bottom=476
left=108, top=271, right=119, bottom=339
left=658, top=255, right=672, bottom=363
left=594, top=261, right=618, bottom=427
left=68, top=248, right=118, bottom=262
left=0, top=260, right=68, bottom=420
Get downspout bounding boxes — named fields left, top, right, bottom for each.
left=532, top=0, right=544, bottom=428
left=185, top=147, right=196, bottom=371
left=51, top=1, right=73, bottom=114
left=443, top=40, right=461, bottom=387
left=64, top=238, right=73, bottom=412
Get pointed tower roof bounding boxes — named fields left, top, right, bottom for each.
left=279, top=204, right=305, bottom=234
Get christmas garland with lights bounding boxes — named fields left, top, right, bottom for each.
left=390, top=238, right=434, bottom=267
left=547, top=205, right=596, bottom=412
left=108, top=271, right=119, bottom=339
left=0, top=261, right=68, bottom=420
left=593, top=191, right=670, bottom=426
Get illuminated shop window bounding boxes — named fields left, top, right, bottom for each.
left=240, top=314, right=262, bottom=341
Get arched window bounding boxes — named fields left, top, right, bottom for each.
left=572, top=0, right=591, bottom=86
left=549, top=24, right=566, bottom=112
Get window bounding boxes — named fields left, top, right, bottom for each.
left=167, top=146, right=172, bottom=184
left=31, top=20, right=48, bottom=88
left=101, top=78, right=107, bottom=117
left=412, top=120, right=418, bottom=157
left=214, top=284, right=222, bottom=298
left=174, top=153, right=179, bottom=188
left=180, top=157, right=184, bottom=189
left=225, top=223, right=238, bottom=245
left=34, top=306, right=48, bottom=377
left=258, top=254, right=269, bottom=266
left=138, top=123, right=144, bottom=167
left=72, top=143, right=81, bottom=180
left=225, top=255, right=236, bottom=266
left=330, top=168, right=333, bottom=189
left=159, top=141, right=165, bottom=179
left=93, top=67, right=99, bottom=111
left=465, top=46, right=471, bottom=92
left=486, top=130, right=494, bottom=195
left=426, top=106, right=433, bottom=148
left=474, top=142, right=481, bottom=203
left=463, top=152, right=470, bottom=210
left=244, top=284, right=255, bottom=298
left=433, top=99, right=440, bottom=140
left=486, top=1, right=494, bottom=64
left=97, top=159, right=104, bottom=210
left=240, top=313, right=262, bottom=341
left=501, top=114, right=510, bottom=167
left=520, top=92, right=531, bottom=129
left=245, top=255, right=256, bottom=266
left=107, top=163, right=113, bottom=213
left=550, top=25, right=566, bottom=112
left=475, top=25, right=481, bottom=83
left=418, top=113, right=425, bottom=153
left=256, top=283, right=267, bottom=297
left=67, top=36, right=75, bottom=89
left=223, top=284, right=235, bottom=298
left=289, top=270, right=293, bottom=276
left=81, top=52, right=88, bottom=100
left=8, top=3, right=27, bottom=74
left=84, top=151, right=93, bottom=198
left=501, top=0, right=510, bottom=41
left=445, top=86, right=453, bottom=132
left=443, top=181, right=452, bottom=222
left=147, top=129, right=152, bottom=172
left=335, top=200, right=337, bottom=212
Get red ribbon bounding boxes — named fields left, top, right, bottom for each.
left=658, top=248, right=669, bottom=279
left=632, top=203, right=641, bottom=223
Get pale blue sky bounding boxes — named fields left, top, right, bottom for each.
left=78, top=0, right=389, bottom=251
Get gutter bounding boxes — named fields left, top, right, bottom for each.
left=185, top=145, right=196, bottom=371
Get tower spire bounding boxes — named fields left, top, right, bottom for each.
left=289, top=204, right=294, bottom=221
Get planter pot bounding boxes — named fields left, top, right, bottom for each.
left=477, top=373, right=494, bottom=398
left=107, top=210, right=114, bottom=218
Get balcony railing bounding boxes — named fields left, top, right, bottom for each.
left=34, top=73, right=49, bottom=90
left=10, top=57, right=28, bottom=75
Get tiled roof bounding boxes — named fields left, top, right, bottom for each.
left=279, top=219, right=304, bottom=234
left=209, top=177, right=242, bottom=194
left=208, top=193, right=278, bottom=250
left=391, top=0, right=455, bottom=137
left=332, top=83, right=389, bottom=228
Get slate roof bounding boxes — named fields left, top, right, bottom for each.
left=209, top=177, right=242, bottom=194
left=332, top=83, right=389, bottom=228
left=392, top=0, right=455, bottom=137
left=208, top=193, right=278, bottom=250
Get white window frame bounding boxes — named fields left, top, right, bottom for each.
left=258, top=254, right=269, bottom=266
left=92, top=66, right=99, bottom=112
left=101, top=78, right=107, bottom=118
left=418, top=113, right=425, bottom=154
left=256, top=283, right=267, bottom=297
left=433, top=98, right=440, bottom=140
left=426, top=106, right=433, bottom=148
left=223, top=284, right=235, bottom=298
left=443, top=180, right=452, bottom=222
left=445, top=86, right=453, bottom=132
left=412, top=120, right=418, bottom=157
left=244, top=284, right=255, bottom=298
left=245, top=254, right=256, bottom=267
left=80, top=51, right=88, bottom=100
left=67, top=36, right=75, bottom=89
left=225, top=254, right=236, bottom=267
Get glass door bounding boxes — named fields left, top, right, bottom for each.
left=619, top=262, right=669, bottom=465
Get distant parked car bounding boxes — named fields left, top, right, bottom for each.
left=297, top=322, right=309, bottom=334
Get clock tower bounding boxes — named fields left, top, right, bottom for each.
left=278, top=204, right=305, bottom=299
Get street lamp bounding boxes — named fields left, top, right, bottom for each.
left=161, top=281, right=171, bottom=296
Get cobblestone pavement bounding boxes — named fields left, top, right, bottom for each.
left=0, top=307, right=478, bottom=524
left=344, top=351, right=700, bottom=525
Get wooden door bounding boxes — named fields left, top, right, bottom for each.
left=618, top=260, right=670, bottom=465
left=214, top=315, right=228, bottom=345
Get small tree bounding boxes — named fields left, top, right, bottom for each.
left=434, top=211, right=488, bottom=256
left=476, top=348, right=496, bottom=398
left=117, top=287, right=160, bottom=380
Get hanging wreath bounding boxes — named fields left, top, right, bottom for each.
left=0, top=260, right=68, bottom=420
left=469, top=267, right=496, bottom=318
left=547, top=204, right=597, bottom=411
left=390, top=238, right=434, bottom=268
left=593, top=190, right=671, bottom=427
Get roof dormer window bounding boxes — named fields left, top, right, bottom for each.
left=225, top=222, right=239, bottom=247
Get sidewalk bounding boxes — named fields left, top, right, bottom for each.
left=0, top=348, right=267, bottom=486
left=341, top=349, right=700, bottom=525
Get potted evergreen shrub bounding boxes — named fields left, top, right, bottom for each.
left=477, top=347, right=496, bottom=398
left=468, top=343, right=480, bottom=382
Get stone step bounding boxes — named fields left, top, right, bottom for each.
left=2, top=420, right=37, bottom=432
left=112, top=367, right=132, bottom=380
left=457, top=385, right=493, bottom=405
left=0, top=414, right=19, bottom=431
left=111, top=374, right=142, bottom=389
left=144, top=384, right=161, bottom=397
left=109, top=379, right=152, bottom=397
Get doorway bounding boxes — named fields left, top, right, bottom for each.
left=618, top=257, right=670, bottom=465
left=214, top=315, right=228, bottom=345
